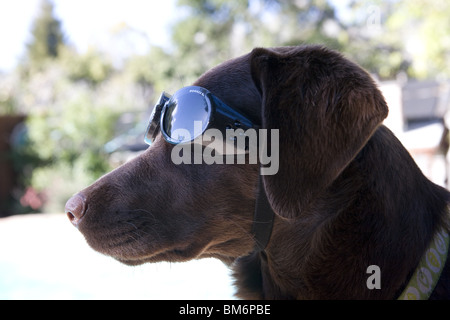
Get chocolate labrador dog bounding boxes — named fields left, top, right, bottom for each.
left=65, top=45, right=450, bottom=299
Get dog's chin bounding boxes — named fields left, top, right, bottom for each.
left=89, top=240, right=209, bottom=266
left=115, top=250, right=194, bottom=266
left=112, top=241, right=249, bottom=266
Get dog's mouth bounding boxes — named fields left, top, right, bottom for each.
left=112, top=242, right=207, bottom=266
left=78, top=220, right=210, bottom=265
left=115, top=247, right=196, bottom=266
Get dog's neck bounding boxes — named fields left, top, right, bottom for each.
left=235, top=168, right=450, bottom=299
left=241, top=217, right=450, bottom=300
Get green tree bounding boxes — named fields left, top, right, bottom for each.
left=338, top=0, right=406, bottom=79
left=60, top=47, right=113, bottom=87
left=171, top=0, right=349, bottom=82
left=385, top=0, right=450, bottom=79
left=26, top=0, right=65, bottom=66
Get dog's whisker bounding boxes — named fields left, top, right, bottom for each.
left=126, top=208, right=157, bottom=219
left=123, top=220, right=163, bottom=241
left=126, top=221, right=138, bottom=230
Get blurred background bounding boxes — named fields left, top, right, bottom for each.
left=0, top=0, right=450, bottom=299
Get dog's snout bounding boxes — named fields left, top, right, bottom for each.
left=65, top=194, right=87, bottom=227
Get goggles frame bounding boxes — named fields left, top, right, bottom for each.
left=144, top=86, right=258, bottom=149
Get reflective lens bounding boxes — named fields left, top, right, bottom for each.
left=145, top=86, right=257, bottom=149
left=162, top=88, right=211, bottom=143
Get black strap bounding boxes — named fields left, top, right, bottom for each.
left=251, top=175, right=275, bottom=252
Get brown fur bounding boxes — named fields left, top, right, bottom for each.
left=66, top=46, right=450, bottom=299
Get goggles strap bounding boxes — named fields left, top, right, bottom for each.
left=251, top=174, right=275, bottom=252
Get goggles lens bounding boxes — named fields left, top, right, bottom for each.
left=144, top=86, right=256, bottom=151
left=162, top=88, right=210, bottom=143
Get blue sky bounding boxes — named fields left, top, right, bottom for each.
left=0, top=0, right=179, bottom=71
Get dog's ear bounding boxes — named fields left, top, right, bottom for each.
left=251, top=46, right=388, bottom=219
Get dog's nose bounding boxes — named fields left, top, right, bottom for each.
left=65, top=194, right=87, bottom=227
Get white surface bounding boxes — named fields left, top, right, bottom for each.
left=0, top=213, right=236, bottom=300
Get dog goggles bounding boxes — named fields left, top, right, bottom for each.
left=144, top=86, right=257, bottom=151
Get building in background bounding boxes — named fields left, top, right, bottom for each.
left=380, top=79, right=450, bottom=187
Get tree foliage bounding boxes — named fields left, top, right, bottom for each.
left=26, top=0, right=65, bottom=67
left=385, top=0, right=450, bottom=79
left=171, top=0, right=346, bottom=81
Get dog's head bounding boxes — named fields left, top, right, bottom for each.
left=65, top=46, right=388, bottom=265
